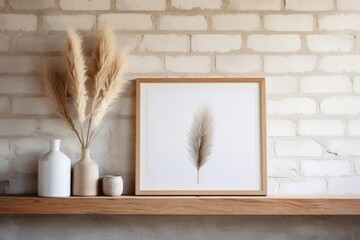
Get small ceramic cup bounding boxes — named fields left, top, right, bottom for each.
left=102, top=175, right=123, bottom=196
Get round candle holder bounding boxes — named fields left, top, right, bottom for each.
left=102, top=175, right=123, bottom=196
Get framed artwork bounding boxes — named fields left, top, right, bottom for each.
left=136, top=78, right=267, bottom=195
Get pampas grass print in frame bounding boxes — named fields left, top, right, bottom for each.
left=188, top=105, right=215, bottom=184
left=136, top=78, right=267, bottom=195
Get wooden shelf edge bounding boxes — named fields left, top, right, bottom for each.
left=1, top=196, right=360, bottom=215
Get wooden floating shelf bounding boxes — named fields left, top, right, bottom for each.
left=1, top=196, right=360, bottom=215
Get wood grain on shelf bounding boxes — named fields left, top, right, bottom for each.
left=1, top=196, right=360, bottom=215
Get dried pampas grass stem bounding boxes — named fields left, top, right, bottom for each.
left=66, top=29, right=88, bottom=124
left=41, top=27, right=128, bottom=149
left=88, top=26, right=116, bottom=96
left=42, top=61, right=84, bottom=147
left=88, top=50, right=128, bottom=145
left=86, top=27, right=128, bottom=146
left=66, top=29, right=88, bottom=144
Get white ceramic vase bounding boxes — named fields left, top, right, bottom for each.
left=103, top=175, right=123, bottom=196
left=72, top=147, right=99, bottom=196
left=38, top=139, right=71, bottom=197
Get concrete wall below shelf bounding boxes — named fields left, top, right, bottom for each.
left=1, top=215, right=360, bottom=240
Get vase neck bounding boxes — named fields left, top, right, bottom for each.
left=50, top=139, right=61, bottom=151
left=81, top=148, right=91, bottom=162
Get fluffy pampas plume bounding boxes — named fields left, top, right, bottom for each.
left=41, top=63, right=82, bottom=144
left=66, top=29, right=88, bottom=126
left=187, top=105, right=215, bottom=184
left=86, top=27, right=128, bottom=146
left=42, top=27, right=128, bottom=149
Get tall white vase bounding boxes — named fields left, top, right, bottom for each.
left=38, top=139, right=71, bottom=197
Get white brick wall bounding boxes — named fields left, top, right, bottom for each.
left=39, top=119, right=74, bottom=136
left=267, top=98, right=316, bottom=115
left=229, top=0, right=281, bottom=10
left=165, top=56, right=211, bottom=73
left=159, top=15, right=207, bottom=30
left=275, top=140, right=323, bottom=157
left=140, top=34, right=189, bottom=52
left=354, top=76, right=360, bottom=93
left=327, top=140, right=360, bottom=156
left=12, top=157, right=38, bottom=174
left=319, top=14, right=360, bottom=31
left=264, top=14, right=314, bottom=32
left=264, top=55, right=316, bottom=73
left=60, top=0, right=110, bottom=10
left=128, top=56, right=163, bottom=73
left=320, top=56, right=360, bottom=73
left=279, top=179, right=327, bottom=195
left=172, top=0, right=221, bottom=10
left=298, top=120, right=344, bottom=136
left=15, top=34, right=66, bottom=52
left=43, top=15, right=96, bottom=31
left=14, top=138, right=49, bottom=156
left=0, top=76, right=42, bottom=94
left=355, top=160, right=360, bottom=175
left=267, top=141, right=275, bottom=158
left=306, top=35, right=355, bottom=52
left=267, top=120, right=296, bottom=137
left=0, top=56, right=40, bottom=73
left=337, top=0, right=360, bottom=10
left=116, top=35, right=142, bottom=51
left=348, top=120, right=360, bottom=136
left=285, top=0, right=333, bottom=11
left=97, top=119, right=135, bottom=139
left=0, top=119, right=37, bottom=136
left=328, top=178, right=360, bottom=195
left=216, top=55, right=261, bottom=73
left=0, top=0, right=359, bottom=196
left=0, top=14, right=37, bottom=31
left=212, top=14, right=260, bottom=31
left=300, top=76, right=352, bottom=93
left=0, top=97, right=10, bottom=113
left=98, top=14, right=153, bottom=31
left=10, top=0, right=55, bottom=9
left=300, top=160, right=351, bottom=177
left=248, top=35, right=301, bottom=52
left=266, top=77, right=298, bottom=94
left=267, top=178, right=278, bottom=195
left=116, top=98, right=136, bottom=116
left=0, top=35, right=9, bottom=51
left=0, top=139, right=10, bottom=155
left=268, top=159, right=298, bottom=177
left=117, top=0, right=165, bottom=11
left=0, top=159, right=10, bottom=173
left=321, top=97, right=360, bottom=115
left=12, top=97, right=54, bottom=115
left=192, top=34, right=242, bottom=52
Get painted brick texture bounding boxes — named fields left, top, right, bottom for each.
left=0, top=0, right=359, bottom=197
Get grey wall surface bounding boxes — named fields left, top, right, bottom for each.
left=1, top=215, right=360, bottom=240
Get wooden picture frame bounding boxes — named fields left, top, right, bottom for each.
left=136, top=78, right=267, bottom=195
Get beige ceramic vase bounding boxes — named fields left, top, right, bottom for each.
left=72, top=148, right=99, bottom=196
